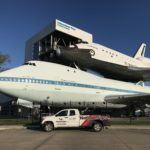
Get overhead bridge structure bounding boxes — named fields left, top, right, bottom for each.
left=25, top=19, right=93, bottom=63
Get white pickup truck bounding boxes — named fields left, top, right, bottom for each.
left=41, top=109, right=110, bottom=132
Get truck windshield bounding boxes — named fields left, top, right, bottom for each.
left=56, top=110, right=68, bottom=117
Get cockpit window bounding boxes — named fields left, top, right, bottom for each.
left=23, top=62, right=36, bottom=66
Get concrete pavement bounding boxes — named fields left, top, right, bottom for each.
left=0, top=128, right=150, bottom=150
left=0, top=124, right=150, bottom=131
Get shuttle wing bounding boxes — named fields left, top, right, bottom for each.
left=105, top=94, right=150, bottom=104
left=51, top=45, right=150, bottom=82
left=128, top=66, right=150, bottom=81
left=128, top=65, right=150, bottom=72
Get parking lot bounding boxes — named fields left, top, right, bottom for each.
left=0, top=128, right=150, bottom=150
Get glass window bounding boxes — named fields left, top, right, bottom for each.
left=23, top=62, right=29, bottom=65
left=23, top=62, right=36, bottom=66
left=56, top=110, right=68, bottom=117
left=70, top=110, right=75, bottom=116
left=25, top=79, right=28, bottom=83
left=28, top=79, right=32, bottom=83
left=22, top=79, right=25, bottom=82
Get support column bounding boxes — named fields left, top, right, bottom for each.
left=39, top=41, right=42, bottom=53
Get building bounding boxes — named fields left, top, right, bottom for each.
left=25, top=19, right=93, bottom=62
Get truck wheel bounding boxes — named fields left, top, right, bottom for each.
left=93, top=122, right=103, bottom=132
left=44, top=122, right=54, bottom=132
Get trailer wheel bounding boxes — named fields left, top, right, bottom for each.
left=93, top=122, right=103, bottom=132
left=44, top=122, right=54, bottom=132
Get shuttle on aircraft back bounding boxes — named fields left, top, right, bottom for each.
left=49, top=42, right=150, bottom=82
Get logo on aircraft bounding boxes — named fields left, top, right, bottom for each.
left=90, top=49, right=95, bottom=56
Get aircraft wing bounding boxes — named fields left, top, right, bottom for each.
left=105, top=94, right=150, bottom=104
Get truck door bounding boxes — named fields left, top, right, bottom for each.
left=68, top=110, right=80, bottom=127
left=55, top=110, right=69, bottom=127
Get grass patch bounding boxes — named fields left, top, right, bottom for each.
left=111, top=118, right=150, bottom=125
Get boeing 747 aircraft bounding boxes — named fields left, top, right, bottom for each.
left=0, top=61, right=150, bottom=108
left=48, top=42, right=150, bottom=82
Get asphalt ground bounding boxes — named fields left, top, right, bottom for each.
left=0, top=128, right=150, bottom=150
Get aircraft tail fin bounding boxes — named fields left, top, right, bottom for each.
left=136, top=81, right=144, bottom=87
left=134, top=43, right=146, bottom=59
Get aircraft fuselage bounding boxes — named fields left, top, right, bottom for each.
left=0, top=61, right=150, bottom=108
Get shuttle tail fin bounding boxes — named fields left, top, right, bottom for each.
left=134, top=43, right=146, bottom=59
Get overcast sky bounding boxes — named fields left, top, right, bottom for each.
left=0, top=0, right=150, bottom=68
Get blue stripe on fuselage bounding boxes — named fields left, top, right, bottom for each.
left=0, top=77, right=146, bottom=94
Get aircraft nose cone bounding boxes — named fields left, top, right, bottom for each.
left=0, top=71, right=12, bottom=94
left=0, top=73, right=4, bottom=90
left=0, top=79, right=2, bottom=92
left=0, top=81, right=4, bottom=95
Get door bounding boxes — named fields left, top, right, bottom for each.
left=68, top=110, right=80, bottom=127
left=55, top=110, right=69, bottom=127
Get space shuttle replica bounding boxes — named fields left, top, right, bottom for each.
left=50, top=41, right=150, bottom=82
left=0, top=20, right=150, bottom=109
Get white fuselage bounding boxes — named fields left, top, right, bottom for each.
left=76, top=43, right=150, bottom=68
left=0, top=61, right=150, bottom=107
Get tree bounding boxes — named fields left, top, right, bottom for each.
left=0, top=52, right=10, bottom=71
left=0, top=52, right=10, bottom=66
